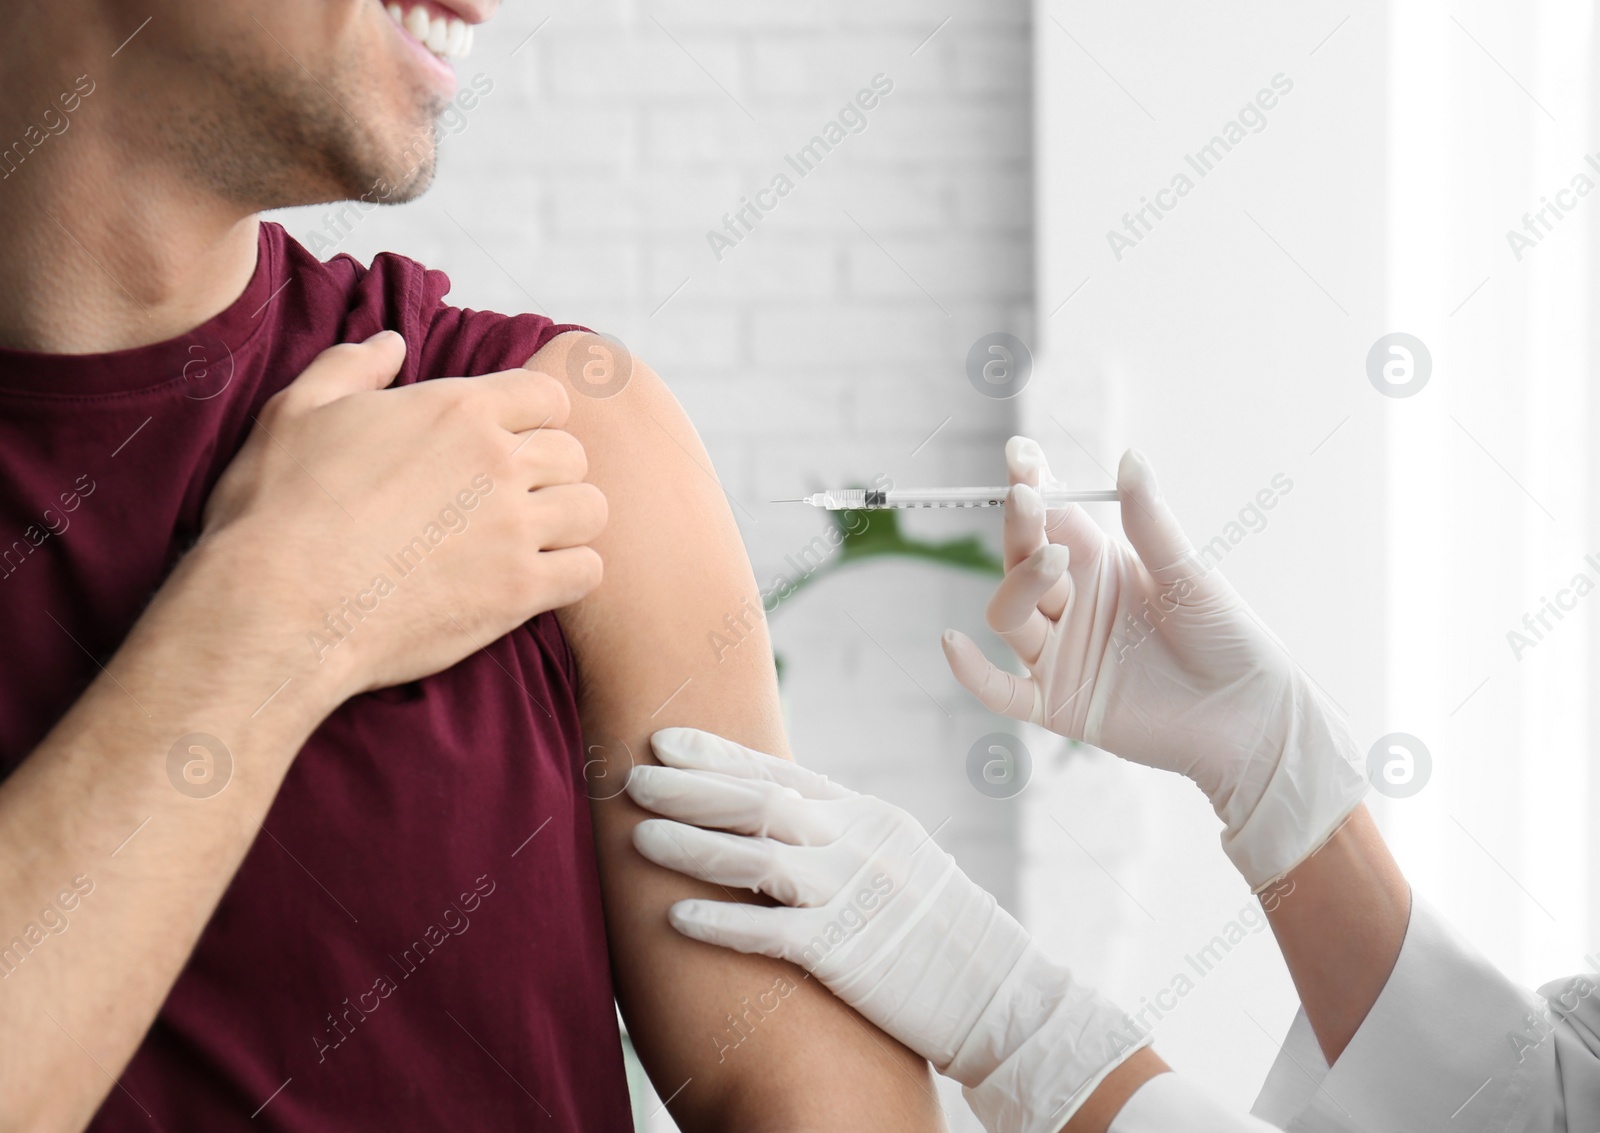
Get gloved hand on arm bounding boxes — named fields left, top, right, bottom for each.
left=627, top=728, right=1282, bottom=1133
left=627, top=727, right=1140, bottom=1131
left=941, top=438, right=1369, bottom=891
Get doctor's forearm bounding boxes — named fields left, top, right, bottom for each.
left=1060, top=1048, right=1169, bottom=1133
left=1262, top=805, right=1410, bottom=1062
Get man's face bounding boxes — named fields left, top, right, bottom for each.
left=123, top=0, right=497, bottom=210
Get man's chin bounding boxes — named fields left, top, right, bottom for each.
left=370, top=110, right=446, bottom=196
left=372, top=149, right=438, bottom=205
left=278, top=150, right=435, bottom=221
left=328, top=124, right=440, bottom=210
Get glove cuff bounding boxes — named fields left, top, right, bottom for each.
left=948, top=943, right=1150, bottom=1133
left=1221, top=680, right=1368, bottom=891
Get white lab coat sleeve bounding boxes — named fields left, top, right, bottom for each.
left=1249, top=893, right=1600, bottom=1132
left=1109, top=1072, right=1284, bottom=1132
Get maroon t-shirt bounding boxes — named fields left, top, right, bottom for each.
left=0, top=222, right=632, bottom=1130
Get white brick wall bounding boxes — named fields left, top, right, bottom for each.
left=275, top=4, right=1031, bottom=1127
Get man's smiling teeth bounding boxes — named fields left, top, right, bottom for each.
left=386, top=3, right=473, bottom=60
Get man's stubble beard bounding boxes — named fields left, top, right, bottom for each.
left=157, top=42, right=445, bottom=213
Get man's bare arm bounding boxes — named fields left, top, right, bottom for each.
left=551, top=333, right=946, bottom=1132
left=0, top=557, right=343, bottom=1131
left=0, top=337, right=603, bottom=1131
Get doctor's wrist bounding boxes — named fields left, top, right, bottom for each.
left=1218, top=680, right=1368, bottom=890
left=1062, top=1051, right=1171, bottom=1133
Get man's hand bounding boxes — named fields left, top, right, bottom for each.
left=198, top=329, right=605, bottom=700
left=0, top=331, right=606, bottom=1132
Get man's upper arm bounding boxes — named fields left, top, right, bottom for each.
left=542, top=333, right=946, bottom=1132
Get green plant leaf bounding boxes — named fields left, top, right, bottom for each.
left=766, top=497, right=1005, bottom=685
left=774, top=503, right=1003, bottom=609
left=834, top=507, right=1004, bottom=573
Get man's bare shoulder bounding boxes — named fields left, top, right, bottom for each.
left=524, top=328, right=674, bottom=434
left=526, top=329, right=756, bottom=701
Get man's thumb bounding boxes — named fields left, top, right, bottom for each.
left=1117, top=449, right=1199, bottom=585
left=282, top=330, right=407, bottom=409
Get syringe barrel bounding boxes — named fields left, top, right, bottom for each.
left=814, top=488, right=1002, bottom=508
left=882, top=488, right=1008, bottom=508
left=810, top=489, right=869, bottom=509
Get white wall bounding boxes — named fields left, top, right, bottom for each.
left=1379, top=0, right=1598, bottom=997
left=1036, top=0, right=1600, bottom=1115
left=277, top=3, right=1033, bottom=1128
left=1032, top=0, right=1392, bottom=1109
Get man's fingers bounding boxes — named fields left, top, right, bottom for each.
left=625, top=765, right=839, bottom=845
left=529, top=545, right=604, bottom=610
left=524, top=482, right=607, bottom=550
left=650, top=727, right=853, bottom=801
left=986, top=544, right=1068, bottom=665
left=510, top=428, right=588, bottom=489
left=275, top=331, right=407, bottom=411
left=1117, top=449, right=1201, bottom=587
left=665, top=899, right=800, bottom=963
left=941, top=629, right=1039, bottom=723
left=451, top=369, right=572, bottom=433
left=633, top=820, right=832, bottom=907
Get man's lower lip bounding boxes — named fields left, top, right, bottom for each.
left=393, top=19, right=460, bottom=93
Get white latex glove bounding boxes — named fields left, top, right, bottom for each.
left=628, top=727, right=1149, bottom=1133
left=942, top=437, right=1367, bottom=891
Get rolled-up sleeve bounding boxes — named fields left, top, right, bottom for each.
left=1250, top=894, right=1600, bottom=1132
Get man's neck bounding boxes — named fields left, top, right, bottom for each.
left=0, top=65, right=261, bottom=355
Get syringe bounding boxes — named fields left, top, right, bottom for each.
left=778, top=487, right=1120, bottom=510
